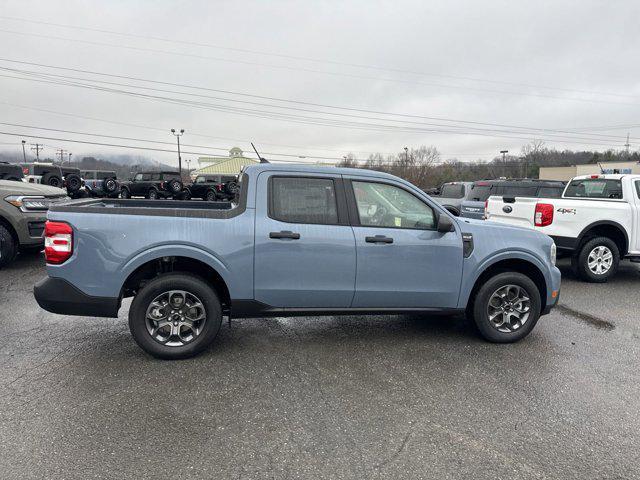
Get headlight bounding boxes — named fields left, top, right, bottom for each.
left=4, top=195, right=50, bottom=212
left=550, top=242, right=557, bottom=265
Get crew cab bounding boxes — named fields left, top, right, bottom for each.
left=120, top=171, right=183, bottom=199
left=186, top=174, right=240, bottom=201
left=34, top=164, right=560, bottom=359
left=486, top=174, right=640, bottom=282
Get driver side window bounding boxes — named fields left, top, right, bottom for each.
left=352, top=181, right=435, bottom=230
left=134, top=173, right=143, bottom=181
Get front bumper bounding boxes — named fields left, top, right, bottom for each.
left=542, top=265, right=561, bottom=315
left=34, top=276, right=120, bottom=317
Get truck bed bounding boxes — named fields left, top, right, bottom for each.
left=48, top=197, right=240, bottom=219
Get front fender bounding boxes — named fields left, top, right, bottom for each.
left=458, top=248, right=552, bottom=308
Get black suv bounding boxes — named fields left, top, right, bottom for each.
left=120, top=171, right=183, bottom=199
left=0, top=162, right=24, bottom=181
left=21, top=163, right=84, bottom=198
left=186, top=174, right=240, bottom=201
left=460, top=178, right=566, bottom=219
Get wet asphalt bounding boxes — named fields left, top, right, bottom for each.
left=0, top=254, right=639, bottom=479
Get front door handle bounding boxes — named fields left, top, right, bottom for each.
left=269, top=230, right=301, bottom=240
left=365, top=235, right=393, bottom=244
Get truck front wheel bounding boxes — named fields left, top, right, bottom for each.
left=0, top=224, right=17, bottom=269
left=574, top=237, right=619, bottom=283
left=471, top=272, right=541, bottom=343
left=128, top=273, right=223, bottom=359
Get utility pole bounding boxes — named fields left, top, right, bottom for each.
left=500, top=150, right=508, bottom=162
left=171, top=128, right=185, bottom=176
left=625, top=133, right=631, bottom=159
left=404, top=146, right=409, bottom=163
left=56, top=149, right=67, bottom=164
left=21, top=140, right=26, bottom=162
left=30, top=143, right=43, bottom=161
left=68, top=152, right=72, bottom=165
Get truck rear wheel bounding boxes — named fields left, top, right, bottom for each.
left=575, top=237, right=619, bottom=283
left=471, top=272, right=541, bottom=343
left=147, top=188, right=159, bottom=200
left=205, top=190, right=217, bottom=201
left=0, top=224, right=17, bottom=269
left=128, top=273, right=223, bottom=359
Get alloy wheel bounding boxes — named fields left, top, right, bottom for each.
left=487, top=284, right=531, bottom=333
left=145, top=290, right=207, bottom=347
left=587, top=246, right=613, bottom=275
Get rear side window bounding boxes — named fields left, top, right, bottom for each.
left=439, top=183, right=465, bottom=199
left=163, top=173, right=180, bottom=180
left=142, top=173, right=152, bottom=181
left=270, top=177, right=339, bottom=225
left=537, top=186, right=564, bottom=198
left=564, top=179, right=623, bottom=199
left=635, top=181, right=640, bottom=199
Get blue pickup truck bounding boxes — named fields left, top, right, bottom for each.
left=34, top=164, right=560, bottom=359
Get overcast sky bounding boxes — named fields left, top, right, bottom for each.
left=1, top=0, right=639, bottom=167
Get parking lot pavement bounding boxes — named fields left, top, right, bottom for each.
left=0, top=256, right=639, bottom=480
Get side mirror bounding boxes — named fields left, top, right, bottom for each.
left=437, top=214, right=455, bottom=233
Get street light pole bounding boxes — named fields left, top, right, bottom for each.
left=21, top=140, right=26, bottom=162
left=171, top=128, right=185, bottom=176
left=404, top=146, right=409, bottom=163
left=500, top=150, right=508, bottom=162
left=68, top=152, right=72, bottom=166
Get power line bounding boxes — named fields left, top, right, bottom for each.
left=0, top=71, right=629, bottom=148
left=0, top=28, right=637, bottom=109
left=0, top=59, right=635, bottom=145
left=0, top=15, right=636, bottom=101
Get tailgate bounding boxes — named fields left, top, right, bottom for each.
left=485, top=195, right=538, bottom=228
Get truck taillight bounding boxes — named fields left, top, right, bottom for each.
left=534, top=203, right=554, bottom=227
left=44, top=221, right=73, bottom=264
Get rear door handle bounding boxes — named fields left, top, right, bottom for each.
left=365, top=235, right=393, bottom=244
left=269, top=230, right=301, bottom=240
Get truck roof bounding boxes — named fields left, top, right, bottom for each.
left=572, top=174, right=640, bottom=180
left=243, top=163, right=400, bottom=180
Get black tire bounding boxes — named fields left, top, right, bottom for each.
left=205, top=189, right=217, bottom=202
left=177, top=189, right=191, bottom=200
left=128, top=273, right=223, bottom=359
left=0, top=224, right=17, bottom=269
left=65, top=173, right=82, bottom=192
left=42, top=173, right=62, bottom=188
left=224, top=181, right=238, bottom=195
left=444, top=205, right=460, bottom=216
left=120, top=187, right=131, bottom=199
left=104, top=178, right=119, bottom=194
left=575, top=237, right=619, bottom=283
left=167, top=179, right=183, bottom=194
left=147, top=188, right=159, bottom=200
left=471, top=271, right=541, bottom=343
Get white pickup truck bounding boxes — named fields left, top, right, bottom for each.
left=486, top=174, right=640, bottom=282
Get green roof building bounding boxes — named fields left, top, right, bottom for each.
left=193, top=147, right=258, bottom=175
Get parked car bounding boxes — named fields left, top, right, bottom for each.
left=186, top=174, right=240, bottom=201
left=430, top=181, right=474, bottom=216
left=0, top=162, right=24, bottom=181
left=35, top=164, right=560, bottom=359
left=20, top=163, right=84, bottom=198
left=0, top=180, right=68, bottom=268
left=485, top=174, right=640, bottom=282
left=460, top=179, right=566, bottom=219
left=82, top=170, right=120, bottom=198
left=120, top=171, right=183, bottom=199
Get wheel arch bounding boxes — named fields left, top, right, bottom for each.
left=443, top=204, right=460, bottom=216
left=577, top=220, right=628, bottom=256
left=121, top=252, right=232, bottom=311
left=464, top=257, right=548, bottom=314
left=0, top=214, right=19, bottom=243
